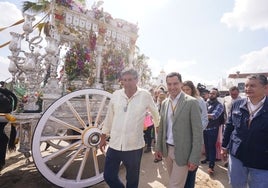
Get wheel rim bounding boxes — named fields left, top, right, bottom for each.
left=32, top=89, right=112, bottom=188
left=82, top=127, right=101, bottom=148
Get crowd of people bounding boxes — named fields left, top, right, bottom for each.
left=100, top=68, right=268, bottom=188
left=1, top=68, right=268, bottom=188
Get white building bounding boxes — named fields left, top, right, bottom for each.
left=225, top=72, right=268, bottom=95
left=152, top=69, right=167, bottom=91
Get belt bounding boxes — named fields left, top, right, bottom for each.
left=167, top=143, right=175, bottom=147
left=205, top=127, right=218, bottom=131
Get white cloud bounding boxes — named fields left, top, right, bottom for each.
left=228, top=46, right=268, bottom=74
left=221, top=0, right=268, bottom=30
left=0, top=2, right=23, bottom=42
left=148, top=58, right=197, bottom=77
left=0, top=56, right=12, bottom=81
left=163, top=59, right=196, bottom=74
left=0, top=2, right=22, bottom=26
left=0, top=2, right=23, bottom=49
left=0, top=2, right=22, bottom=81
left=163, top=59, right=219, bottom=86
left=147, top=58, right=221, bottom=86
left=147, top=58, right=163, bottom=77
left=100, top=0, right=169, bottom=23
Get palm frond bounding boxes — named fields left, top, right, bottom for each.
left=22, top=1, right=50, bottom=13
left=37, top=22, right=45, bottom=34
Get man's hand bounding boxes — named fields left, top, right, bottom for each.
left=221, top=148, right=228, bottom=161
left=188, top=163, right=197, bottom=171
left=99, top=134, right=107, bottom=153
left=208, top=114, right=213, bottom=120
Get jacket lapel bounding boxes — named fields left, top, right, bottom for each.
left=161, top=98, right=169, bottom=125
left=172, top=92, right=186, bottom=123
left=255, top=97, right=268, bottom=118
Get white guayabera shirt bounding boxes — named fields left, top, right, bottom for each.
left=102, top=87, right=159, bottom=151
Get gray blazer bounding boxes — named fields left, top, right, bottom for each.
left=156, top=92, right=203, bottom=166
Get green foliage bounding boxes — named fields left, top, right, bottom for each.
left=22, top=0, right=50, bottom=13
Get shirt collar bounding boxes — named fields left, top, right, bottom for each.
left=121, top=87, right=141, bottom=98
left=169, top=91, right=182, bottom=102
left=247, top=96, right=266, bottom=106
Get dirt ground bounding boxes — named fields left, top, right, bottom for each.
left=0, top=147, right=229, bottom=188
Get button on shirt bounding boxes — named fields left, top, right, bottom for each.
left=102, top=88, right=160, bottom=151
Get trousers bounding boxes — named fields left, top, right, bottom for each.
left=103, top=147, right=143, bottom=188
left=229, top=154, right=268, bottom=188
left=203, top=127, right=219, bottom=168
left=184, top=168, right=197, bottom=188
left=166, top=145, right=188, bottom=188
left=0, top=123, right=9, bottom=168
left=144, top=125, right=153, bottom=148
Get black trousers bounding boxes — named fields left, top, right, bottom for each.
left=104, top=147, right=143, bottom=188
left=0, top=122, right=9, bottom=167
left=203, top=127, right=219, bottom=169
left=144, top=125, right=153, bottom=148
left=185, top=168, right=198, bottom=188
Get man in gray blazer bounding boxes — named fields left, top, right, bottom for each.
left=155, top=72, right=203, bottom=188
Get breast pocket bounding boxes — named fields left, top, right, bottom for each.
left=231, top=111, right=243, bottom=128
left=229, top=133, right=242, bottom=157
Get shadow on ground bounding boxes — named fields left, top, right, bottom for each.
left=1, top=148, right=229, bottom=188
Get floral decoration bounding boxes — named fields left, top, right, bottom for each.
left=55, top=0, right=85, bottom=13
left=64, top=43, right=95, bottom=81
left=55, top=0, right=72, bottom=9
left=102, top=47, right=129, bottom=81
left=13, top=85, right=43, bottom=112
left=89, top=32, right=97, bottom=51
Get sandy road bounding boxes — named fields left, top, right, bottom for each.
left=0, top=149, right=229, bottom=188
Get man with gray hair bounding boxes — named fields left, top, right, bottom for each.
left=100, top=68, right=159, bottom=188
left=223, top=86, right=241, bottom=119
left=222, top=74, right=268, bottom=188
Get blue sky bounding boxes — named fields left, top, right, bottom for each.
left=1, top=0, right=268, bottom=86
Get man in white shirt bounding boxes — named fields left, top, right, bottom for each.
left=223, top=86, right=241, bottom=120
left=100, top=68, right=159, bottom=188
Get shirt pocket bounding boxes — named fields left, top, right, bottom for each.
left=231, top=111, right=243, bottom=128
left=229, top=133, right=242, bottom=157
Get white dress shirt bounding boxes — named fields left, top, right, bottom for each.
left=166, top=92, right=181, bottom=145
left=102, top=87, right=159, bottom=151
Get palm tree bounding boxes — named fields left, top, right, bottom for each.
left=22, top=0, right=50, bottom=13
left=133, top=46, right=152, bottom=87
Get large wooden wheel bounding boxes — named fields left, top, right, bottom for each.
left=32, top=89, right=112, bottom=188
